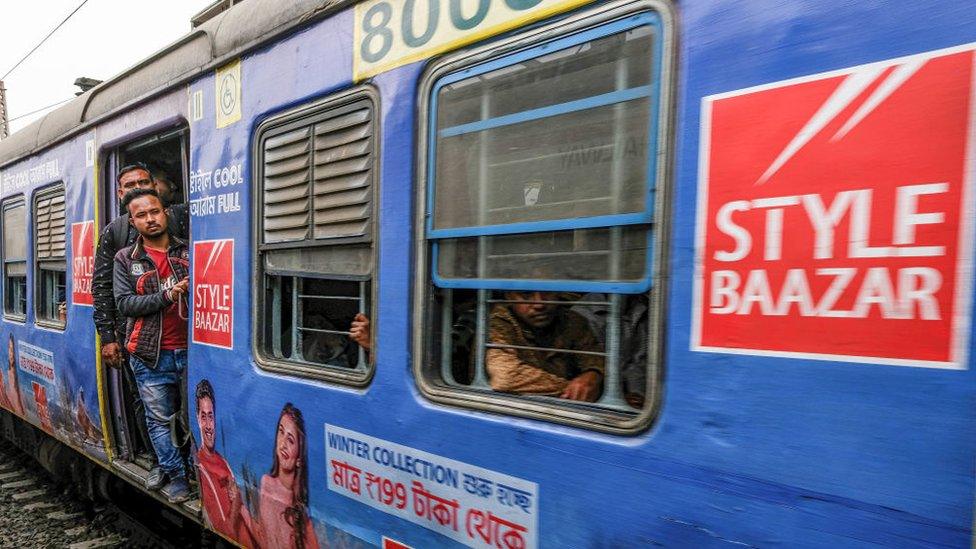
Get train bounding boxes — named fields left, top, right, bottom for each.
left=0, top=0, right=974, bottom=546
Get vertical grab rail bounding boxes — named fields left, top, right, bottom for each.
left=440, top=289, right=454, bottom=384
left=357, top=280, right=367, bottom=370
left=597, top=54, right=630, bottom=409
left=472, top=89, right=492, bottom=389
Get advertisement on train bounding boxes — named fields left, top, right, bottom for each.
left=693, top=45, right=975, bottom=369
left=0, top=332, right=104, bottom=459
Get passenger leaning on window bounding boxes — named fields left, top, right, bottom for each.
left=113, top=188, right=191, bottom=503
left=487, top=291, right=604, bottom=401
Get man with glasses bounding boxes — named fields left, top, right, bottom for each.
left=91, top=163, right=188, bottom=491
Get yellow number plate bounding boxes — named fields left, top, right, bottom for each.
left=353, top=0, right=594, bottom=81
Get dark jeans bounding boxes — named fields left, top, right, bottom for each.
left=130, top=349, right=186, bottom=479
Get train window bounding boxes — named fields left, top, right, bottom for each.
left=415, top=10, right=670, bottom=432
left=34, top=185, right=66, bottom=328
left=253, top=88, right=378, bottom=383
left=2, top=197, right=27, bottom=320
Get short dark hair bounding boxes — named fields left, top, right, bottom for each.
left=195, top=379, right=215, bottom=410
left=117, top=162, right=151, bottom=183
left=121, top=188, right=162, bottom=213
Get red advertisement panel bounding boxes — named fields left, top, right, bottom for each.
left=193, top=239, right=234, bottom=349
left=71, top=221, right=94, bottom=306
left=693, top=46, right=975, bottom=368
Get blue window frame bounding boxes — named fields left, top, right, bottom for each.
left=415, top=5, right=673, bottom=431
left=425, top=11, right=664, bottom=294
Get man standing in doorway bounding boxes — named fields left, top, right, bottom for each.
left=114, top=188, right=191, bottom=502
left=92, top=163, right=188, bottom=490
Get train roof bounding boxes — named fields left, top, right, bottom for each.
left=0, top=0, right=353, bottom=169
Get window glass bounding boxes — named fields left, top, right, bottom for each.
left=436, top=226, right=648, bottom=283
left=3, top=202, right=26, bottom=261
left=432, top=26, right=654, bottom=232
left=2, top=199, right=27, bottom=319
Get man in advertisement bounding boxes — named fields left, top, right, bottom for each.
left=113, top=188, right=191, bottom=503
left=195, top=379, right=255, bottom=545
left=92, top=163, right=188, bottom=490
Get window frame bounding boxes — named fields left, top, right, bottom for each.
left=33, top=183, right=67, bottom=330
left=251, top=85, right=380, bottom=386
left=412, top=0, right=675, bottom=435
left=2, top=195, right=28, bottom=322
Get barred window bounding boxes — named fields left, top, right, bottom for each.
left=34, top=185, right=66, bottom=328
left=2, top=197, right=27, bottom=320
left=254, top=88, right=377, bottom=383
left=415, top=9, right=671, bottom=432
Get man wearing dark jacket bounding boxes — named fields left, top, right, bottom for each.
left=114, top=188, right=191, bottom=503
left=92, top=163, right=187, bottom=489
left=93, top=163, right=188, bottom=367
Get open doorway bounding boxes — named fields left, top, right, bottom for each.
left=101, top=124, right=193, bottom=504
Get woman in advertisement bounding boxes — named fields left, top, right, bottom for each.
left=251, top=403, right=319, bottom=549
left=1, top=335, right=23, bottom=416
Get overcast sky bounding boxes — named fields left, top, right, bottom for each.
left=1, top=0, right=210, bottom=134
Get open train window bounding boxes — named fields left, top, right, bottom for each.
left=414, top=7, right=672, bottom=433
left=34, top=185, right=66, bottom=329
left=253, top=87, right=378, bottom=384
left=2, top=197, right=27, bottom=321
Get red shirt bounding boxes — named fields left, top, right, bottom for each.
left=145, top=246, right=188, bottom=350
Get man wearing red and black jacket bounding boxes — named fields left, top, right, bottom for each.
left=93, top=163, right=188, bottom=490
left=113, top=188, right=191, bottom=503
left=94, top=163, right=188, bottom=366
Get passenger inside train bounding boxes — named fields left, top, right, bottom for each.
left=438, top=289, right=650, bottom=410
left=486, top=290, right=606, bottom=402
left=261, top=277, right=373, bottom=370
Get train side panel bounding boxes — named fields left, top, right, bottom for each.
left=0, top=131, right=106, bottom=462
left=182, top=1, right=976, bottom=548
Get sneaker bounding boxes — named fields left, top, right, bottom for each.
left=146, top=466, right=167, bottom=491
left=163, top=476, right=191, bottom=504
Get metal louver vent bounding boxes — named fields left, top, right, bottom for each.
left=263, top=127, right=311, bottom=243
left=36, top=190, right=66, bottom=260
left=262, top=100, right=374, bottom=244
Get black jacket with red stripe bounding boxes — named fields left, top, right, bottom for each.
left=113, top=235, right=190, bottom=368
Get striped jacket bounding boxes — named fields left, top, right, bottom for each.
left=486, top=305, right=605, bottom=396
left=113, top=236, right=190, bottom=368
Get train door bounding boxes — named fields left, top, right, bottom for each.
left=100, top=125, right=191, bottom=488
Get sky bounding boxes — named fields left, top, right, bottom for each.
left=0, top=0, right=211, bottom=134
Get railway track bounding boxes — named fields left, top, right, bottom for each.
left=0, top=439, right=187, bottom=548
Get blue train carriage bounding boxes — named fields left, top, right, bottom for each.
left=0, top=0, right=974, bottom=547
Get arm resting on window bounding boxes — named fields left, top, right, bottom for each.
left=485, top=347, right=569, bottom=396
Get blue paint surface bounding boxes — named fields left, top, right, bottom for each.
left=0, top=1, right=972, bottom=547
